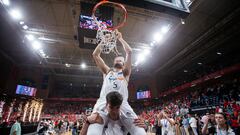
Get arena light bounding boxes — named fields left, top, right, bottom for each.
left=161, top=25, right=169, bottom=34
left=32, top=41, right=41, bottom=50
left=198, top=62, right=202, bottom=65
left=2, top=0, right=10, bottom=6
left=137, top=54, right=146, bottom=62
left=26, top=34, right=35, bottom=41
left=39, top=49, right=44, bottom=53
left=10, top=9, right=22, bottom=20
left=65, top=63, right=71, bottom=67
left=41, top=53, right=46, bottom=57
left=150, top=42, right=154, bottom=46
left=181, top=19, right=185, bottom=24
left=81, top=63, right=87, bottom=69
left=153, top=33, right=163, bottom=42
left=39, top=50, right=45, bottom=57
left=217, top=52, right=222, bottom=55
left=134, top=61, right=139, bottom=66
left=22, top=25, right=28, bottom=30
left=19, top=21, right=24, bottom=25
left=143, top=48, right=150, bottom=56
left=184, top=70, right=188, bottom=73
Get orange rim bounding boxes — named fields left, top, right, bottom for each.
left=92, top=1, right=127, bottom=31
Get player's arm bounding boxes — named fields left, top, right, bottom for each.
left=157, top=113, right=163, bottom=127
left=80, top=113, right=104, bottom=135
left=92, top=42, right=110, bottom=74
left=201, top=116, right=209, bottom=135
left=13, top=131, right=17, bottom=135
left=11, top=124, right=17, bottom=135
left=116, top=30, right=132, bottom=77
left=133, top=118, right=146, bottom=129
left=162, top=111, right=175, bottom=126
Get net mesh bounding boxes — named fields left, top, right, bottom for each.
left=96, top=25, right=117, bottom=54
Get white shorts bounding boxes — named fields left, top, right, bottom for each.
left=88, top=99, right=146, bottom=135
left=87, top=110, right=146, bottom=135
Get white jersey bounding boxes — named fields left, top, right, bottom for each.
left=99, top=69, right=128, bottom=100
left=99, top=111, right=131, bottom=135
left=93, top=69, right=137, bottom=118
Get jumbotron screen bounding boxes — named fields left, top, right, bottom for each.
left=16, top=85, right=37, bottom=97
left=79, top=15, right=112, bottom=30
left=137, top=90, right=151, bottom=99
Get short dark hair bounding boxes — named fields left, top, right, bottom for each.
left=215, top=112, right=227, bottom=120
left=16, top=116, right=21, bottom=121
left=106, top=91, right=123, bottom=107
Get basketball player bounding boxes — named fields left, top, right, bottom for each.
left=83, top=30, right=146, bottom=135
left=81, top=91, right=145, bottom=135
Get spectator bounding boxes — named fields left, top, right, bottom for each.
left=9, top=116, right=21, bottom=135
left=158, top=111, right=175, bottom=135
left=188, top=113, right=198, bottom=135
left=182, top=115, right=190, bottom=135
left=202, top=112, right=235, bottom=135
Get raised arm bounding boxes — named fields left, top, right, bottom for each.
left=201, top=117, right=209, bottom=135
left=162, top=111, right=175, bottom=126
left=116, top=30, right=132, bottom=78
left=92, top=42, right=110, bottom=74
left=157, top=113, right=163, bottom=127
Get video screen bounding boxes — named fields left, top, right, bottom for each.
left=137, top=90, right=151, bottom=99
left=16, top=85, right=37, bottom=97
left=79, top=15, right=112, bottom=30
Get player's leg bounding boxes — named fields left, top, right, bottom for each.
left=92, top=99, right=106, bottom=112
left=83, top=100, right=106, bottom=135
left=87, top=123, right=105, bottom=135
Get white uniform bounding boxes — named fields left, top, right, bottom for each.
left=100, top=111, right=128, bottom=135
left=87, top=69, right=146, bottom=135
left=93, top=69, right=135, bottom=117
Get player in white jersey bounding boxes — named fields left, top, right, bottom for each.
left=81, top=30, right=146, bottom=135
left=81, top=91, right=145, bottom=135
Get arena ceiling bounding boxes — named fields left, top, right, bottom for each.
left=0, top=0, right=240, bottom=86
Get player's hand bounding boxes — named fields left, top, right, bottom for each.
left=162, top=111, right=167, bottom=117
left=115, top=29, right=122, bottom=39
left=86, top=113, right=99, bottom=124
left=202, top=115, right=210, bottom=125
left=134, top=118, right=146, bottom=129
left=157, top=112, right=163, bottom=119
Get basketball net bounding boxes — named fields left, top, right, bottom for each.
left=92, top=0, right=127, bottom=55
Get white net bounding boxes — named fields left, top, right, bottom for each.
left=96, top=27, right=117, bottom=54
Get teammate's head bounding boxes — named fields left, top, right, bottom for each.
left=106, top=91, right=123, bottom=119
left=16, top=116, right=21, bottom=122
left=113, top=55, right=125, bottom=69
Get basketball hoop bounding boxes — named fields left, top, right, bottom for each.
left=92, top=0, right=127, bottom=54
left=92, top=0, right=127, bottom=31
